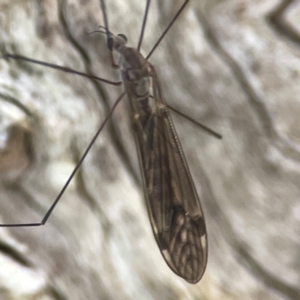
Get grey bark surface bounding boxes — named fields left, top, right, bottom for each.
left=0, top=0, right=299, bottom=299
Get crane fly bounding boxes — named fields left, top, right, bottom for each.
left=0, top=0, right=221, bottom=283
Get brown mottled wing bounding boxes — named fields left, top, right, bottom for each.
left=129, top=68, right=207, bottom=283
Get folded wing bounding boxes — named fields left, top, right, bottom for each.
left=129, top=69, right=207, bottom=283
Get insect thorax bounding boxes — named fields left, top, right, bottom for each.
left=119, top=47, right=152, bottom=98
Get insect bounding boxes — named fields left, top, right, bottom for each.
left=1, top=0, right=221, bottom=283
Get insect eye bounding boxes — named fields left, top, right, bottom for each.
left=117, top=34, right=127, bottom=43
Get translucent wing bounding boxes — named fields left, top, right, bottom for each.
left=127, top=66, right=207, bottom=283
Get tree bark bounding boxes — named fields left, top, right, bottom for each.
left=0, top=0, right=299, bottom=299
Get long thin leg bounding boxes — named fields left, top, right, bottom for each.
left=100, top=0, right=110, bottom=43
left=2, top=53, right=122, bottom=86
left=167, top=104, right=222, bottom=139
left=100, top=0, right=119, bottom=68
left=146, top=0, right=189, bottom=59
left=137, top=0, right=151, bottom=52
left=0, top=92, right=125, bottom=227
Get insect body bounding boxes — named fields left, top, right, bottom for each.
left=109, top=31, right=207, bottom=283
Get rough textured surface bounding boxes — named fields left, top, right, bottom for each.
left=0, top=0, right=299, bottom=299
